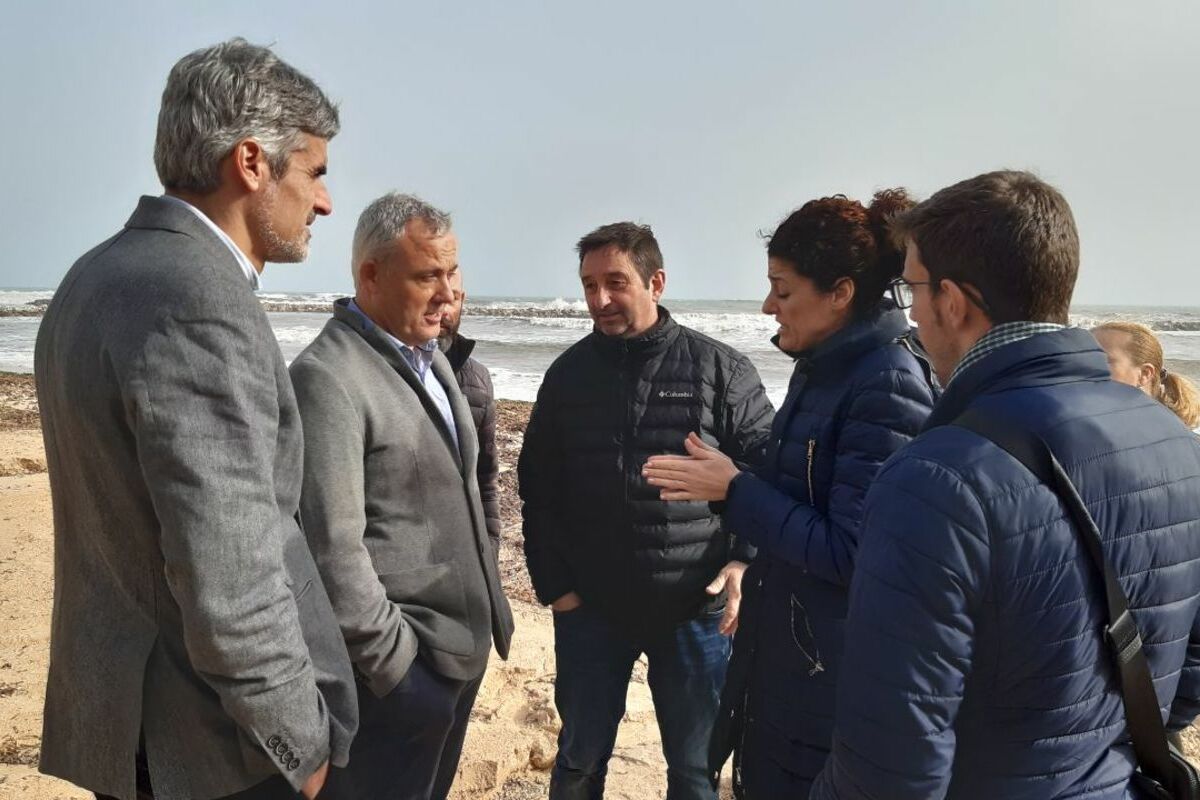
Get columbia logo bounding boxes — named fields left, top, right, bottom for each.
left=658, top=390, right=694, bottom=399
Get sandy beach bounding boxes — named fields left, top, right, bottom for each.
left=0, top=372, right=1195, bottom=799
left=0, top=374, right=685, bottom=800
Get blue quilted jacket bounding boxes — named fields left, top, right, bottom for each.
left=811, top=328, right=1200, bottom=800
left=713, top=301, right=935, bottom=797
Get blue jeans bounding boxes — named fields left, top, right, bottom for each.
left=549, top=606, right=730, bottom=800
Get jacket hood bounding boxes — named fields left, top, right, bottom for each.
left=924, top=327, right=1111, bottom=430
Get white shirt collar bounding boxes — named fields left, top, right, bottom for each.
left=161, top=194, right=261, bottom=290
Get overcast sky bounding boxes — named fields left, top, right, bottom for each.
left=2, top=1, right=1197, bottom=304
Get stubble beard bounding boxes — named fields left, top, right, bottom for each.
left=438, top=313, right=461, bottom=350
left=252, top=180, right=310, bottom=264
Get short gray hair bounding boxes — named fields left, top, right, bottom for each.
left=352, top=193, right=452, bottom=282
left=154, top=38, right=340, bottom=193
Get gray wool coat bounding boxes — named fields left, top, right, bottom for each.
left=289, top=299, right=513, bottom=698
left=34, top=196, right=358, bottom=800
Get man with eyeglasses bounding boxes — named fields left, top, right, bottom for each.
left=811, top=170, right=1200, bottom=799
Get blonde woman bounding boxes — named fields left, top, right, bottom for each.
left=1093, top=321, right=1200, bottom=431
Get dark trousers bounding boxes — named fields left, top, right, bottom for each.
left=320, top=655, right=484, bottom=800
left=96, top=756, right=298, bottom=800
left=549, top=607, right=730, bottom=800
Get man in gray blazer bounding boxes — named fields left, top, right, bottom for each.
left=291, top=193, right=514, bottom=800
left=34, top=39, right=357, bottom=800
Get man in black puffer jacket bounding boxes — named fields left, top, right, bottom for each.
left=519, top=222, right=774, bottom=800
left=439, top=275, right=501, bottom=548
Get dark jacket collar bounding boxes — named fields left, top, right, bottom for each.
left=439, top=332, right=477, bottom=373
left=589, top=305, right=679, bottom=359
left=924, top=327, right=1111, bottom=430
left=778, top=300, right=912, bottom=374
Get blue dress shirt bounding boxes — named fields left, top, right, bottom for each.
left=347, top=300, right=459, bottom=451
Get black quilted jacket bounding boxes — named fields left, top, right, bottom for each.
left=519, top=307, right=774, bottom=632
left=441, top=333, right=501, bottom=547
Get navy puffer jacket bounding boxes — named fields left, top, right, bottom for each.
left=811, top=328, right=1200, bottom=800
left=712, top=301, right=935, bottom=798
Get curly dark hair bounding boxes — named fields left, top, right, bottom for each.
left=766, top=188, right=916, bottom=315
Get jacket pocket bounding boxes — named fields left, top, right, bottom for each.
left=378, top=563, right=475, bottom=656
left=378, top=563, right=461, bottom=612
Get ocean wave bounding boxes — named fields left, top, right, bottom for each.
left=0, top=290, right=54, bottom=307
left=674, top=312, right=777, bottom=335
left=258, top=292, right=344, bottom=303
left=1070, top=311, right=1200, bottom=332
left=488, top=367, right=550, bottom=402
left=466, top=298, right=590, bottom=318
left=523, top=316, right=593, bottom=330
left=272, top=326, right=327, bottom=344
left=260, top=299, right=335, bottom=312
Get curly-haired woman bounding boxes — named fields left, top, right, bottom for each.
left=644, top=190, right=937, bottom=797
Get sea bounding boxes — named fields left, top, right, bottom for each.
left=2, top=289, right=1199, bottom=407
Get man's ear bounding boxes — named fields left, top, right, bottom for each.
left=937, top=279, right=974, bottom=330
left=357, top=260, right=379, bottom=298
left=649, top=269, right=666, bottom=301
left=230, top=138, right=271, bottom=192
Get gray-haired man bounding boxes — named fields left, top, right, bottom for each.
left=291, top=193, right=513, bottom=800
left=35, top=39, right=357, bottom=800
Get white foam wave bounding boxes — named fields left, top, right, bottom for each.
left=466, top=298, right=590, bottom=318
left=524, top=316, right=593, bottom=330
left=488, top=367, right=547, bottom=402
left=272, top=326, right=326, bottom=344
left=0, top=290, right=54, bottom=308
left=0, top=348, right=34, bottom=372
left=674, top=312, right=777, bottom=336
left=1070, top=309, right=1200, bottom=333
left=258, top=292, right=343, bottom=304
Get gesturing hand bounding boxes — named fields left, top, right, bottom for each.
left=643, top=432, right=740, bottom=501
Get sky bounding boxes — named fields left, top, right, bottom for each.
left=2, top=1, right=1198, bottom=305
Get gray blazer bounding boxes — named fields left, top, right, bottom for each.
left=34, top=197, right=357, bottom=800
left=290, top=300, right=513, bottom=697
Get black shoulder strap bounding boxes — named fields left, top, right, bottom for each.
left=953, top=407, right=1177, bottom=787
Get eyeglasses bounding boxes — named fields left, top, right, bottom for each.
left=890, top=276, right=995, bottom=317
left=889, top=278, right=934, bottom=310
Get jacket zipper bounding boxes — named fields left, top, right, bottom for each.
left=806, top=438, right=816, bottom=504
left=620, top=344, right=631, bottom=504
left=735, top=687, right=749, bottom=793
